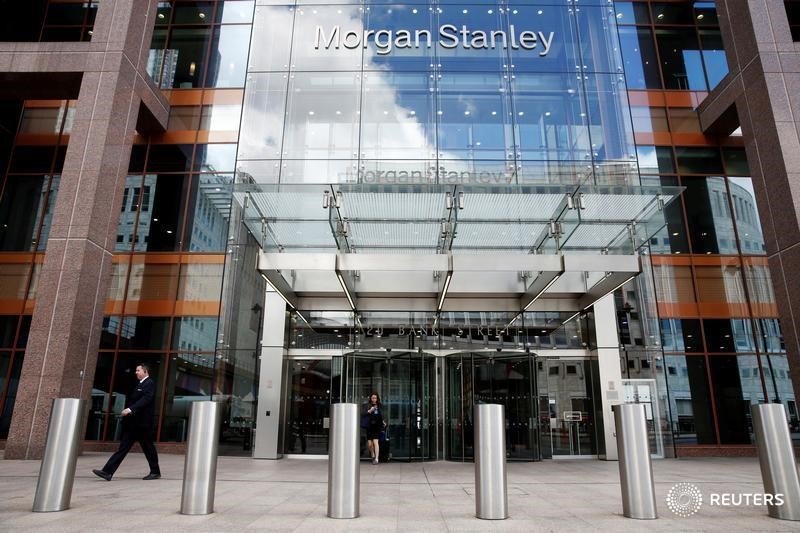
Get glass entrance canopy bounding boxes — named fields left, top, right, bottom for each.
left=234, top=182, right=681, bottom=313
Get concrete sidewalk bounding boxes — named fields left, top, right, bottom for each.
left=1, top=451, right=799, bottom=532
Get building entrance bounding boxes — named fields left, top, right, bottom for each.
left=446, top=351, right=538, bottom=461
left=340, top=350, right=436, bottom=461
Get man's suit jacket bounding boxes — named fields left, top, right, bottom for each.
left=124, top=377, right=156, bottom=429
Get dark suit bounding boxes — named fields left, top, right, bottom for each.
left=102, top=376, right=161, bottom=476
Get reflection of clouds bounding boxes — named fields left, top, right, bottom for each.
left=240, top=5, right=457, bottom=181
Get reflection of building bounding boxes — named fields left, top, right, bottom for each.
left=2, top=1, right=800, bottom=464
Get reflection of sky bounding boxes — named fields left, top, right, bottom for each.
left=239, top=3, right=634, bottom=183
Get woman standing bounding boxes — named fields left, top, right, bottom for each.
left=364, top=392, right=383, bottom=464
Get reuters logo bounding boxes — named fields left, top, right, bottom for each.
left=666, top=482, right=703, bottom=517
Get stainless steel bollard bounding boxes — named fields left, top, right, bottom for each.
left=613, top=404, right=657, bottom=519
left=33, top=398, right=86, bottom=512
left=327, top=403, right=359, bottom=519
left=752, top=403, right=800, bottom=520
left=474, top=403, right=508, bottom=520
left=181, top=401, right=222, bottom=515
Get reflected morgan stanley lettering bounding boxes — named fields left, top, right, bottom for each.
left=315, top=25, right=555, bottom=56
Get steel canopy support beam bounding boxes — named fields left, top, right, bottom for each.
left=575, top=258, right=641, bottom=311
left=518, top=255, right=565, bottom=311
left=335, top=254, right=358, bottom=311
left=436, top=254, right=454, bottom=312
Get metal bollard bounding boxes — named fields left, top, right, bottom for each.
left=751, top=403, right=800, bottom=521
left=327, top=403, right=359, bottom=519
left=33, top=398, right=86, bottom=512
left=474, top=403, right=508, bottom=520
left=181, top=401, right=222, bottom=515
left=613, top=404, right=657, bottom=519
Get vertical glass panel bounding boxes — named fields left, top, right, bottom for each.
left=185, top=174, right=232, bottom=252
left=248, top=6, right=293, bottom=72
left=168, top=106, right=202, bottom=130
left=146, top=145, right=194, bottom=172
left=655, top=29, right=706, bottom=90
left=282, top=72, right=361, bottom=159
left=100, top=316, right=121, bottom=349
left=512, top=73, right=588, bottom=161
left=665, top=354, right=717, bottom=444
left=507, top=4, right=577, bottom=73
left=0, top=317, right=17, bottom=348
left=238, top=72, right=289, bottom=161
left=636, top=146, right=674, bottom=174
left=134, top=174, right=189, bottom=251
left=0, top=175, right=47, bottom=251
left=118, top=317, right=172, bottom=350
left=660, top=319, right=702, bottom=353
left=618, top=27, right=661, bottom=89
left=742, top=258, right=777, bottom=315
left=682, top=176, right=738, bottom=254
left=363, top=4, right=435, bottom=71
left=125, top=262, right=180, bottom=311
left=695, top=261, right=748, bottom=314
left=438, top=72, right=513, bottom=160
left=107, top=354, right=165, bottom=441
left=630, top=106, right=667, bottom=133
left=217, top=0, right=255, bottom=23
left=177, top=263, right=224, bottom=308
left=614, top=2, right=651, bottom=24
left=360, top=72, right=435, bottom=160
left=729, top=177, right=765, bottom=254
left=290, top=5, right=364, bottom=71
left=147, top=28, right=168, bottom=85
left=574, top=6, right=623, bottom=74
left=757, top=318, right=784, bottom=353
left=34, top=175, right=58, bottom=251
left=652, top=3, right=695, bottom=25
left=434, top=5, right=507, bottom=72
left=699, top=29, right=728, bottom=89
left=173, top=2, right=215, bottom=24
left=205, top=25, right=251, bottom=88
left=194, top=144, right=238, bottom=172
left=651, top=262, right=697, bottom=314
left=722, top=147, right=750, bottom=175
left=0, top=354, right=23, bottom=438
left=709, top=355, right=760, bottom=444
left=762, top=354, right=798, bottom=442
left=284, top=359, right=332, bottom=454
left=164, top=27, right=212, bottom=89
left=172, top=317, right=219, bottom=352
left=641, top=175, right=688, bottom=253
left=86, top=352, right=113, bottom=440
left=200, top=105, right=242, bottom=132
left=693, top=2, right=719, bottom=25
left=668, top=108, right=701, bottom=133
left=160, top=353, right=214, bottom=442
left=582, top=73, right=635, bottom=163
left=676, top=147, right=723, bottom=174
left=19, top=107, right=62, bottom=134
left=703, top=318, right=754, bottom=353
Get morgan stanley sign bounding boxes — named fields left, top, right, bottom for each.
left=315, top=25, right=556, bottom=56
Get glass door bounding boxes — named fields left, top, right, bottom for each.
left=446, top=351, right=539, bottom=461
left=341, top=350, right=435, bottom=461
left=538, top=358, right=599, bottom=457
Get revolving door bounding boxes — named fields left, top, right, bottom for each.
left=446, top=351, right=539, bottom=461
left=340, top=350, right=436, bottom=461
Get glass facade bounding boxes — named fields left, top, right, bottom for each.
left=0, top=0, right=795, bottom=459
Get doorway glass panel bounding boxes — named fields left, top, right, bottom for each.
left=446, top=351, right=539, bottom=461
left=341, top=350, right=435, bottom=461
left=537, top=358, right=599, bottom=457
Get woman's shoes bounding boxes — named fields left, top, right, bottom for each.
left=372, top=458, right=378, bottom=465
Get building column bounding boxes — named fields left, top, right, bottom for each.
left=591, top=293, right=624, bottom=461
left=253, top=289, right=288, bottom=459
left=4, top=1, right=160, bottom=459
left=699, top=0, right=800, bottom=405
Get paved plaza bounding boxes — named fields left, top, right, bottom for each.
left=2, top=451, right=800, bottom=531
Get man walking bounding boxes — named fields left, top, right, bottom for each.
left=93, top=364, right=161, bottom=481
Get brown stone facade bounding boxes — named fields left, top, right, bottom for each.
left=699, top=0, right=800, bottom=411
left=1, top=0, right=169, bottom=459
